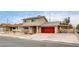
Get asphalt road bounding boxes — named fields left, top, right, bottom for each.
left=0, top=36, right=79, bottom=47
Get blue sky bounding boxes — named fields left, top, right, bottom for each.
left=0, top=11, right=79, bottom=26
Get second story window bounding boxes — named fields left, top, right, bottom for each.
left=23, top=19, right=35, bottom=23
left=23, top=20, right=26, bottom=23
left=31, top=19, right=34, bottom=22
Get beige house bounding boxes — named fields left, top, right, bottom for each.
left=22, top=16, right=60, bottom=34
left=22, top=16, right=48, bottom=34
left=58, top=22, right=74, bottom=33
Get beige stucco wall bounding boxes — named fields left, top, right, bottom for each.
left=55, top=26, right=58, bottom=33
left=23, top=18, right=47, bottom=25
left=33, top=18, right=46, bottom=24
left=38, top=26, right=41, bottom=33
left=28, top=27, right=33, bottom=33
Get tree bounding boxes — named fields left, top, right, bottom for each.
left=76, top=24, right=79, bottom=29
left=64, top=17, right=70, bottom=25
left=76, top=24, right=79, bottom=33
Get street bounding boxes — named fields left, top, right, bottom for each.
left=0, top=36, right=79, bottom=47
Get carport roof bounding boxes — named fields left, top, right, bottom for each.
left=41, top=21, right=60, bottom=27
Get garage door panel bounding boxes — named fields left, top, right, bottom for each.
left=41, top=27, right=55, bottom=33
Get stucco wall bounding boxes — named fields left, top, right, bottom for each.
left=55, top=26, right=58, bottom=33
left=23, top=18, right=47, bottom=25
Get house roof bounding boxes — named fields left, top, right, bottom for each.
left=41, top=21, right=60, bottom=27
left=0, top=24, right=22, bottom=27
left=59, top=25, right=70, bottom=26
left=22, top=16, right=48, bottom=22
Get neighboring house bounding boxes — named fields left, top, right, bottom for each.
left=0, top=24, right=4, bottom=32
left=11, top=24, right=23, bottom=33
left=0, top=24, right=22, bottom=33
left=59, top=22, right=74, bottom=33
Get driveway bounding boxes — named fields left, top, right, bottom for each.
left=31, top=33, right=79, bottom=44
left=0, top=36, right=79, bottom=47
left=0, top=33, right=79, bottom=47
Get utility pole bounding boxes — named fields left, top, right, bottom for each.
left=7, top=18, right=9, bottom=24
left=49, top=11, right=51, bottom=22
left=49, top=11, right=52, bottom=22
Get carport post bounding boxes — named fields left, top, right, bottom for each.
left=28, top=27, right=31, bottom=33
left=36, top=26, right=39, bottom=33
left=55, top=26, right=58, bottom=33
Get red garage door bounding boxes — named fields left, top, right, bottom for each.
left=41, top=27, right=55, bottom=33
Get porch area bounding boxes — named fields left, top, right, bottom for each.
left=22, top=26, right=41, bottom=34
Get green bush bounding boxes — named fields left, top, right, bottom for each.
left=76, top=24, right=79, bottom=29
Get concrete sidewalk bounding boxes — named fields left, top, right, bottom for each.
left=0, top=33, right=79, bottom=44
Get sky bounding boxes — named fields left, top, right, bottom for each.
left=0, top=11, right=79, bottom=26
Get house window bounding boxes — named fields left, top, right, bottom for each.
left=23, top=20, right=26, bottom=23
left=31, top=19, right=34, bottom=22
left=24, top=27, right=28, bottom=29
left=13, top=27, right=16, bottom=29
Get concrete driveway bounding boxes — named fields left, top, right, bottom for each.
left=0, top=33, right=79, bottom=47
left=31, top=33, right=79, bottom=44
left=0, top=33, right=79, bottom=45
left=0, top=36, right=79, bottom=47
